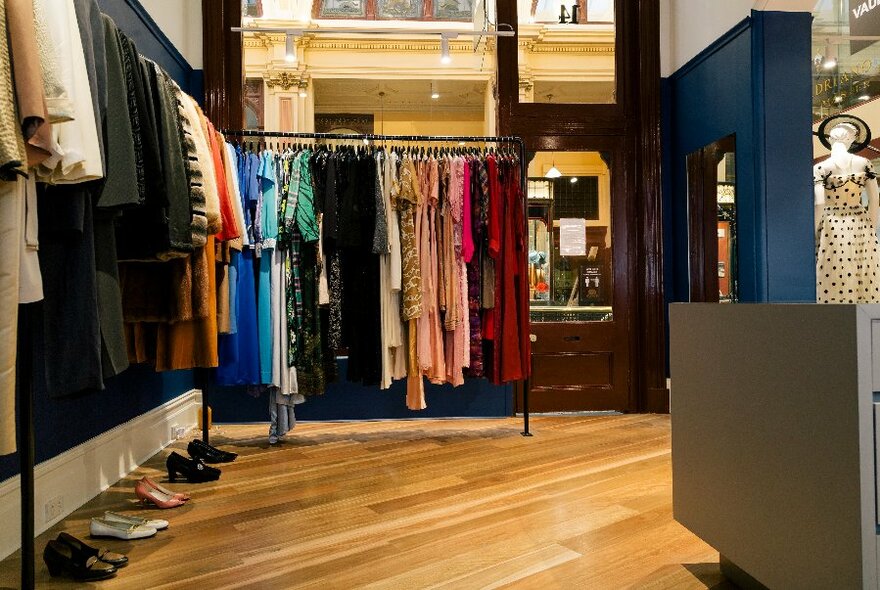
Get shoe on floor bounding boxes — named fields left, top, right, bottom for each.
left=89, top=517, right=157, bottom=540
left=103, top=510, right=169, bottom=531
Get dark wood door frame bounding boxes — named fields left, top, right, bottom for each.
left=497, top=0, right=666, bottom=413
left=203, top=0, right=243, bottom=129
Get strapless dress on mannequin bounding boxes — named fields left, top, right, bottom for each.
left=815, top=162, right=880, bottom=303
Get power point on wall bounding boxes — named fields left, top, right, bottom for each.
left=44, top=496, right=63, bottom=523
left=171, top=424, right=187, bottom=440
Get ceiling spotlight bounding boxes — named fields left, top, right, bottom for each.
left=431, top=81, right=440, bottom=100
left=441, top=36, right=451, bottom=64
left=823, top=39, right=837, bottom=70
left=285, top=33, right=296, bottom=63
left=570, top=177, right=578, bottom=184
left=860, top=94, right=871, bottom=101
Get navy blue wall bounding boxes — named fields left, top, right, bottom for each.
left=0, top=0, right=201, bottom=483
left=664, top=11, right=815, bottom=305
left=212, top=359, right=513, bottom=424
left=98, top=0, right=203, bottom=98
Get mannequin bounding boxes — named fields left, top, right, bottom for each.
left=814, top=122, right=880, bottom=303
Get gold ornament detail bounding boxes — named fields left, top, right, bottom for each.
left=265, top=71, right=302, bottom=91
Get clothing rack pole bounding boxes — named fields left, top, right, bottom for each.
left=17, top=304, right=35, bottom=589
left=199, top=369, right=211, bottom=445
left=218, top=130, right=531, bottom=437
left=514, top=138, right=532, bottom=438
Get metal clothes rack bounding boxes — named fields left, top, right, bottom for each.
left=203, top=130, right=533, bottom=442
left=17, top=305, right=35, bottom=588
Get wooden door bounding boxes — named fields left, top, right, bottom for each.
left=517, top=145, right=634, bottom=412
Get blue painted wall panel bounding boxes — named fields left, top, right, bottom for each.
left=212, top=358, right=513, bottom=424
left=97, top=0, right=198, bottom=95
left=664, top=11, right=814, bottom=306
left=757, top=12, right=815, bottom=302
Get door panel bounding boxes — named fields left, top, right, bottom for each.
left=531, top=353, right=612, bottom=387
left=517, top=146, right=633, bottom=412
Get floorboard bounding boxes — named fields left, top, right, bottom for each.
left=0, top=416, right=728, bottom=589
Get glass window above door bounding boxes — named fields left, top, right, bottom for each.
left=813, top=0, right=880, bottom=118
left=518, top=0, right=616, bottom=104
left=528, top=151, right=614, bottom=322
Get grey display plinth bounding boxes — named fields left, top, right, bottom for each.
left=670, top=304, right=880, bottom=590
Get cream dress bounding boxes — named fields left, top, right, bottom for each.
left=815, top=160, right=880, bottom=303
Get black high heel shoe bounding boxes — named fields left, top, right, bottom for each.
left=43, top=540, right=117, bottom=581
left=167, top=451, right=221, bottom=483
left=187, top=438, right=237, bottom=463
left=57, top=532, right=128, bottom=567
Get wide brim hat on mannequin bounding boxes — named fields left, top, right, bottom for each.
left=816, top=114, right=873, bottom=153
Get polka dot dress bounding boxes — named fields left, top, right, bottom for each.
left=815, top=162, right=880, bottom=303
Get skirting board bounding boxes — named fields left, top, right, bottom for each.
left=0, top=389, right=201, bottom=561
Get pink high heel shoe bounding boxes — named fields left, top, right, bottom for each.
left=140, top=476, right=190, bottom=501
left=134, top=480, right=185, bottom=509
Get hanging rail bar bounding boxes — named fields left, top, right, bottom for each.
left=218, top=130, right=522, bottom=144
left=216, top=130, right=531, bottom=437
left=231, top=25, right=515, bottom=37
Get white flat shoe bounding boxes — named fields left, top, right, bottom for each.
left=89, top=518, right=157, bottom=540
left=103, top=511, right=169, bottom=531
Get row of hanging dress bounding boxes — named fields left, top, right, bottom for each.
left=0, top=0, right=235, bottom=456
left=212, top=142, right=530, bottom=440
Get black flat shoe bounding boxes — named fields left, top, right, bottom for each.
left=167, top=451, right=221, bottom=483
left=43, top=540, right=117, bottom=581
left=57, top=532, right=128, bottom=567
left=188, top=438, right=237, bottom=463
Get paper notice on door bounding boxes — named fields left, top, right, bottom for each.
left=559, top=218, right=586, bottom=256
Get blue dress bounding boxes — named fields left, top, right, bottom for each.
left=257, top=151, right=278, bottom=384
left=217, top=149, right=261, bottom=385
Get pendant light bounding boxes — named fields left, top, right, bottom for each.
left=545, top=152, right=562, bottom=178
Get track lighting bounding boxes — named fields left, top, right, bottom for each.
left=285, top=33, right=296, bottom=63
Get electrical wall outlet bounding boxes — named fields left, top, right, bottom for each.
left=171, top=425, right=187, bottom=439
left=44, top=496, right=63, bottom=523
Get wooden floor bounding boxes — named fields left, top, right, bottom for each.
left=0, top=415, right=730, bottom=589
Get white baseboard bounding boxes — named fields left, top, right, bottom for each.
left=0, top=389, right=201, bottom=561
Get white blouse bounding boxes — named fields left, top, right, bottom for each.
left=36, top=0, right=104, bottom=184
